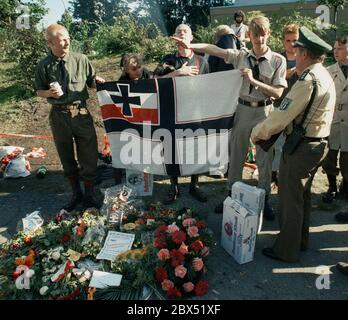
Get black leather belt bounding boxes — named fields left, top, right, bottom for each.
left=238, top=98, right=273, bottom=107
left=302, top=136, right=328, bottom=142
left=53, top=102, right=86, bottom=110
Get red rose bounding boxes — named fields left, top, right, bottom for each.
left=190, top=240, right=204, bottom=252
left=153, top=235, right=167, bottom=248
left=167, top=287, right=182, bottom=299
left=61, top=234, right=70, bottom=243
left=170, top=249, right=185, bottom=268
left=155, top=225, right=168, bottom=237
left=172, top=230, right=187, bottom=244
left=196, top=220, right=207, bottom=229
left=155, top=267, right=168, bottom=283
left=194, top=280, right=209, bottom=296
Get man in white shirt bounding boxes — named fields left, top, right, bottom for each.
left=231, top=10, right=250, bottom=48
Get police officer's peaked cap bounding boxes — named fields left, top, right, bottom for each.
left=293, top=26, right=332, bottom=54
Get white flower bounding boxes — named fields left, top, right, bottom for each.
left=51, top=251, right=60, bottom=260
left=39, top=286, right=49, bottom=295
left=177, top=216, right=182, bottom=220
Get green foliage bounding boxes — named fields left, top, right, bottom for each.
left=194, top=24, right=216, bottom=44
left=7, top=28, right=48, bottom=89
left=336, top=22, right=348, bottom=36
left=91, top=16, right=174, bottom=62
left=268, top=7, right=324, bottom=53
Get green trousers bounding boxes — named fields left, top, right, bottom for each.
left=49, top=106, right=98, bottom=181
left=273, top=140, right=328, bottom=262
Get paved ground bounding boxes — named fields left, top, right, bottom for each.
left=1, top=163, right=348, bottom=300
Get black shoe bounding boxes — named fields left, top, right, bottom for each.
left=335, top=211, right=348, bottom=223
left=263, top=196, right=275, bottom=221
left=337, top=261, right=348, bottom=276
left=322, top=191, right=336, bottom=203
left=84, top=185, right=102, bottom=209
left=336, top=180, right=348, bottom=200
left=262, top=247, right=281, bottom=261
left=214, top=202, right=224, bottom=214
left=63, top=188, right=84, bottom=212
left=189, top=185, right=207, bottom=202
left=163, top=185, right=180, bottom=205
left=322, top=174, right=337, bottom=203
left=63, top=178, right=84, bottom=212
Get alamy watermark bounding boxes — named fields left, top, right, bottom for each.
left=315, top=265, right=331, bottom=290
left=16, top=5, right=30, bottom=30
left=117, top=125, right=229, bottom=175
left=316, top=5, right=331, bottom=30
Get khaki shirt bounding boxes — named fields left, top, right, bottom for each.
left=225, top=47, right=287, bottom=101
left=327, top=63, right=348, bottom=151
left=251, top=63, right=336, bottom=141
left=35, top=51, right=96, bottom=105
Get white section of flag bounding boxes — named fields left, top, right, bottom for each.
left=174, top=70, right=242, bottom=123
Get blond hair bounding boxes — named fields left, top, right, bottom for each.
left=213, top=25, right=233, bottom=44
left=249, top=16, right=270, bottom=35
left=282, top=24, right=299, bottom=39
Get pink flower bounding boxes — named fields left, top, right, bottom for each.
left=161, top=279, right=174, bottom=291
left=183, top=282, right=195, bottom=293
left=174, top=265, right=187, bottom=279
left=192, top=257, right=204, bottom=271
left=157, top=249, right=170, bottom=261
left=187, top=226, right=199, bottom=238
left=178, top=242, right=188, bottom=255
left=182, top=218, right=196, bottom=228
left=167, top=224, right=180, bottom=234
left=201, top=246, right=210, bottom=257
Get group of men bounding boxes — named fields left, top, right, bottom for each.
left=34, top=13, right=348, bottom=273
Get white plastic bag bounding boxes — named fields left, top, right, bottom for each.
left=22, top=210, right=44, bottom=233
left=0, top=146, right=24, bottom=161
left=4, top=155, right=31, bottom=178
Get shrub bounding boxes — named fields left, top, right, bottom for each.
left=91, top=16, right=174, bottom=62
left=2, top=27, right=48, bottom=90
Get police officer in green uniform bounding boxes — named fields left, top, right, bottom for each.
left=251, top=27, right=336, bottom=262
left=35, top=24, right=105, bottom=211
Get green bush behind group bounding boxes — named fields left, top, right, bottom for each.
left=1, top=1, right=348, bottom=95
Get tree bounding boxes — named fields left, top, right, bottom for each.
left=58, top=9, right=74, bottom=31
left=318, top=0, right=348, bottom=26
left=69, top=0, right=134, bottom=24
left=136, top=0, right=235, bottom=35
left=0, top=0, right=47, bottom=28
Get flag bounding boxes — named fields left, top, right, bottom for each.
left=97, top=70, right=242, bottom=176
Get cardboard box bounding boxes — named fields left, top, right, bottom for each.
left=221, top=197, right=259, bottom=264
left=231, top=181, right=265, bottom=215
left=126, top=169, right=153, bottom=197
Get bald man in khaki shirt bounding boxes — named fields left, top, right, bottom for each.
left=251, top=27, right=336, bottom=262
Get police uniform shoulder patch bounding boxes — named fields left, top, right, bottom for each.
left=279, top=98, right=293, bottom=110
left=299, top=69, right=310, bottom=81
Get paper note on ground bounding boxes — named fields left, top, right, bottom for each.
left=96, top=231, right=135, bottom=261
left=89, top=271, right=122, bottom=288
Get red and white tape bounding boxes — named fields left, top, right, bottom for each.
left=0, top=133, right=53, bottom=140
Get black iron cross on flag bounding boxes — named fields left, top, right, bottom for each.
left=111, top=83, right=141, bottom=117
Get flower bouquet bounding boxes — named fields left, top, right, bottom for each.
left=152, top=212, right=213, bottom=299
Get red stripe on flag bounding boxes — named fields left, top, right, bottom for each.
left=101, top=104, right=159, bottom=124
